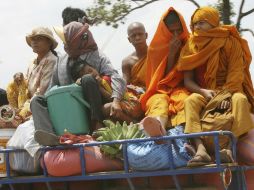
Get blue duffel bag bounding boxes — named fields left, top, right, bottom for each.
left=127, top=125, right=192, bottom=171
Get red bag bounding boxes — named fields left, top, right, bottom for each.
left=43, top=145, right=123, bottom=176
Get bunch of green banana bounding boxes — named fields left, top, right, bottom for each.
left=94, top=120, right=145, bottom=158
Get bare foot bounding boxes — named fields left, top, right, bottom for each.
left=187, top=151, right=212, bottom=167
left=141, top=117, right=167, bottom=144
left=220, top=149, right=234, bottom=163
left=141, top=117, right=167, bottom=137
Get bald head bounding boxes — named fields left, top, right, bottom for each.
left=127, top=22, right=146, bottom=35
left=127, top=22, right=147, bottom=48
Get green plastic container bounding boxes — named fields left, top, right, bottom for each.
left=45, top=84, right=90, bottom=135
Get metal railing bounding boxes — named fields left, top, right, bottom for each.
left=0, top=130, right=246, bottom=190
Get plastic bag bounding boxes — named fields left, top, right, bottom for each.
left=7, top=119, right=42, bottom=173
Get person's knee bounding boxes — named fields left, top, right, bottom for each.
left=232, top=93, right=248, bottom=104
left=30, top=95, right=47, bottom=111
left=184, top=93, right=203, bottom=106
left=232, top=93, right=250, bottom=109
left=148, top=94, right=169, bottom=106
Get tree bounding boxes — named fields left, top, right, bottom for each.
left=85, top=0, right=254, bottom=37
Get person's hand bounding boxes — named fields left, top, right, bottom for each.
left=169, top=35, right=182, bottom=57
left=95, top=75, right=102, bottom=83
left=200, top=89, right=216, bottom=101
left=110, top=98, right=122, bottom=118
left=76, top=78, right=81, bottom=85
left=218, top=99, right=231, bottom=110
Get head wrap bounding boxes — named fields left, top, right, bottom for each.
left=191, top=6, right=220, bottom=30
left=63, top=21, right=98, bottom=58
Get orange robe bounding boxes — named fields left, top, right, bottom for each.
left=177, top=25, right=254, bottom=111
left=177, top=6, right=254, bottom=140
left=130, top=56, right=147, bottom=88
left=140, top=7, right=190, bottom=127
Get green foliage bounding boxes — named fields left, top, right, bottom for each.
left=94, top=120, right=145, bottom=158
left=86, top=0, right=253, bottom=36
left=214, top=0, right=235, bottom=25
left=86, top=0, right=132, bottom=28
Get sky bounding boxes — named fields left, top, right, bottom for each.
left=0, top=0, right=253, bottom=88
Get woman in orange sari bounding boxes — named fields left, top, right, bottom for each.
left=177, top=7, right=254, bottom=166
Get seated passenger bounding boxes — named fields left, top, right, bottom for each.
left=177, top=7, right=254, bottom=166
left=31, top=21, right=126, bottom=146
left=140, top=7, right=189, bottom=131
left=123, top=14, right=195, bottom=168
left=122, top=22, right=148, bottom=90
left=5, top=27, right=58, bottom=125
left=6, top=72, right=29, bottom=119
left=76, top=63, right=143, bottom=123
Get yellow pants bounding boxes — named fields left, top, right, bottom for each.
left=184, top=93, right=254, bottom=138
left=145, top=92, right=187, bottom=128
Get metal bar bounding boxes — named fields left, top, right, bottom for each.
left=126, top=178, right=135, bottom=190
left=214, top=135, right=221, bottom=166
left=172, top=175, right=182, bottom=190
left=122, top=144, right=129, bottom=173
left=42, top=149, right=48, bottom=177
left=8, top=184, right=15, bottom=190
left=6, top=152, right=11, bottom=178
left=46, top=182, right=52, bottom=190
left=166, top=140, right=181, bottom=190
left=79, top=146, right=86, bottom=176
left=31, top=131, right=235, bottom=152
left=0, top=166, right=233, bottom=185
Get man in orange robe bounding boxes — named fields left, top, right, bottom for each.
left=122, top=22, right=148, bottom=89
left=177, top=7, right=254, bottom=165
left=140, top=7, right=189, bottom=131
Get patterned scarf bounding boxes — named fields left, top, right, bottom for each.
left=64, top=21, right=98, bottom=58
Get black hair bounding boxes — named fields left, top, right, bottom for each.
left=163, top=11, right=181, bottom=26
left=0, top=89, right=8, bottom=106
left=62, top=7, right=87, bottom=26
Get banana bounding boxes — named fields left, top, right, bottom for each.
left=97, top=120, right=145, bottom=158
left=103, top=120, right=115, bottom=128
left=101, top=145, right=118, bottom=155
left=126, top=124, right=139, bottom=139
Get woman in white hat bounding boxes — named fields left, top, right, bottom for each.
left=25, top=26, right=58, bottom=97
left=6, top=27, right=58, bottom=124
